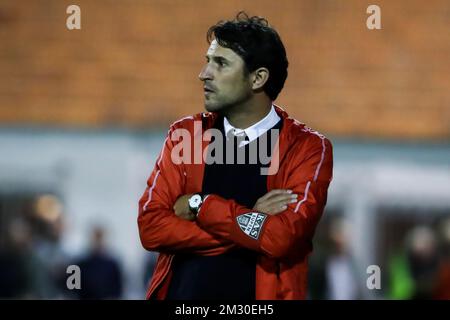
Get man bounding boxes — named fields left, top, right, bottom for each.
left=138, top=12, right=333, bottom=300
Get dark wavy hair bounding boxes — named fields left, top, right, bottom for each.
left=207, top=11, right=289, bottom=101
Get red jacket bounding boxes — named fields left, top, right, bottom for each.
left=138, top=105, right=333, bottom=299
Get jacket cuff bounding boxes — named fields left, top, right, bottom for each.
left=196, top=194, right=221, bottom=221
left=196, top=194, right=268, bottom=251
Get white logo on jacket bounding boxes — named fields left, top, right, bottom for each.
left=237, top=212, right=267, bottom=240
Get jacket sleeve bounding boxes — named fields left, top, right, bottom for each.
left=196, top=135, right=333, bottom=259
left=137, top=125, right=234, bottom=256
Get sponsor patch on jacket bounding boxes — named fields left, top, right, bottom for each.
left=236, top=212, right=267, bottom=240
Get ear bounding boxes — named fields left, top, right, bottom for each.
left=251, top=67, right=269, bottom=91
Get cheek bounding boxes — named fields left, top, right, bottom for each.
left=232, top=79, right=251, bottom=96
left=225, top=74, right=249, bottom=92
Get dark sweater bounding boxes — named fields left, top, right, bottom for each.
left=166, top=116, right=282, bottom=300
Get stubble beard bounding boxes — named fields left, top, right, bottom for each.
left=204, top=91, right=252, bottom=117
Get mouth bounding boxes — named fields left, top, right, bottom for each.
left=203, top=85, right=215, bottom=93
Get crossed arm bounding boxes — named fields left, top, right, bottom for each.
left=137, top=147, right=294, bottom=256
left=137, top=129, right=332, bottom=259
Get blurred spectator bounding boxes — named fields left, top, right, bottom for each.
left=0, top=194, right=69, bottom=299
left=308, top=216, right=361, bottom=300
left=75, top=226, right=123, bottom=299
left=30, top=194, right=71, bottom=298
left=0, top=217, right=36, bottom=298
left=389, top=225, right=440, bottom=299
left=433, top=218, right=450, bottom=299
left=325, top=217, right=360, bottom=299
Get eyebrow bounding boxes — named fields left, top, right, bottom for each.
left=205, top=55, right=230, bottom=63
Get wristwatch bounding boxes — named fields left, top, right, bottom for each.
left=188, top=193, right=204, bottom=216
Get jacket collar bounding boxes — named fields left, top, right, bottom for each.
left=223, top=105, right=281, bottom=145
left=199, top=104, right=302, bottom=166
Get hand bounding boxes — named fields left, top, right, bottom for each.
left=173, top=194, right=196, bottom=221
left=253, top=189, right=298, bottom=215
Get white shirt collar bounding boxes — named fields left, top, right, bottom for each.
left=223, top=105, right=281, bottom=146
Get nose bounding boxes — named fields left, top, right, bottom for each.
left=198, top=63, right=213, bottom=82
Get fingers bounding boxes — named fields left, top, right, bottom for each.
left=174, top=206, right=195, bottom=221
left=254, top=190, right=299, bottom=215
left=256, top=189, right=293, bottom=202
left=266, top=205, right=289, bottom=215
left=264, top=201, right=291, bottom=215
left=264, top=193, right=298, bottom=207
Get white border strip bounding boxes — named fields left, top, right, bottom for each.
left=294, top=135, right=327, bottom=216
left=143, top=170, right=160, bottom=211
left=142, top=136, right=169, bottom=211
left=313, top=137, right=326, bottom=182
left=142, top=116, right=193, bottom=212
left=294, top=180, right=311, bottom=216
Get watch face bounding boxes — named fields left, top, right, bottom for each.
left=189, top=194, right=202, bottom=208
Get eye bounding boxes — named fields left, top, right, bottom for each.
left=217, top=59, right=228, bottom=67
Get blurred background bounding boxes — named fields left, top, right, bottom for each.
left=0, top=0, right=449, bottom=299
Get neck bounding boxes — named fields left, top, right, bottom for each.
left=223, top=95, right=272, bottom=129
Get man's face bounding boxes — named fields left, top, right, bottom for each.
left=199, top=40, right=253, bottom=113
